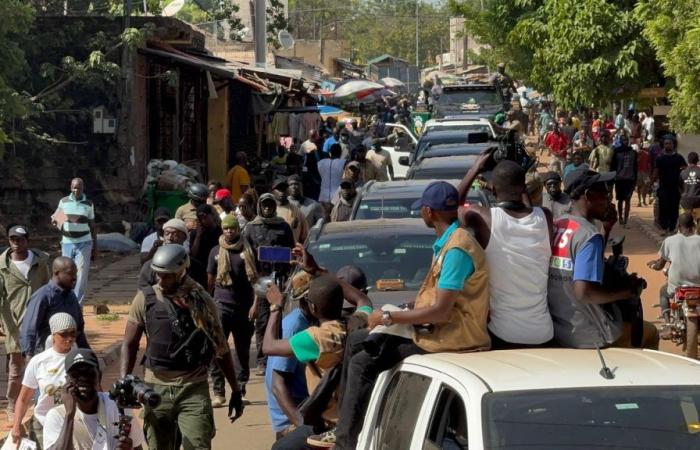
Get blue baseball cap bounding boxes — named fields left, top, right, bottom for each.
left=411, top=181, right=460, bottom=211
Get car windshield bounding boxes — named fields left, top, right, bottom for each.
left=425, top=123, right=491, bottom=135
left=438, top=90, right=500, bottom=105
left=308, top=233, right=434, bottom=291
left=483, top=386, right=700, bottom=449
left=355, top=190, right=488, bottom=220
left=415, top=136, right=469, bottom=157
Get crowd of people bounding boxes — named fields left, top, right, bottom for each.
left=1, top=98, right=700, bottom=449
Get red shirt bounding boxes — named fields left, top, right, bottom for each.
left=544, top=132, right=570, bottom=157
left=638, top=149, right=651, bottom=173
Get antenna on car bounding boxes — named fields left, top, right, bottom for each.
left=595, top=344, right=615, bottom=380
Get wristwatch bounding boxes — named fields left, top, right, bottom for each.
left=270, top=303, right=284, bottom=313
left=381, top=311, right=393, bottom=326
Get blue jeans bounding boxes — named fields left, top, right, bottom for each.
left=62, top=241, right=92, bottom=304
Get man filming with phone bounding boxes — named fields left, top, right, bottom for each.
left=43, top=348, right=145, bottom=450
left=243, top=193, right=295, bottom=375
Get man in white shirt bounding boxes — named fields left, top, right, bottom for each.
left=43, top=348, right=145, bottom=450
left=139, top=208, right=171, bottom=264
left=641, top=112, right=655, bottom=141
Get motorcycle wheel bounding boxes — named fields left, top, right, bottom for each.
left=687, top=317, right=699, bottom=359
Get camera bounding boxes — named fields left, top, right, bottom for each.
left=109, top=375, right=161, bottom=409
left=491, top=129, right=532, bottom=170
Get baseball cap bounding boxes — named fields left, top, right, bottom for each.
left=564, top=169, right=616, bottom=197
left=411, top=181, right=459, bottom=211
left=65, top=348, right=100, bottom=373
left=8, top=225, right=29, bottom=239
left=543, top=171, right=562, bottom=184
left=214, top=188, right=231, bottom=202
left=153, top=207, right=171, bottom=221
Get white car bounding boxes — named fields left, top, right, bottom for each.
left=423, top=117, right=497, bottom=138
left=356, top=348, right=700, bottom=450
left=381, top=123, right=418, bottom=180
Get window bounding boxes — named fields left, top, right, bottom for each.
left=375, top=371, right=432, bottom=450
left=483, top=386, right=700, bottom=449
left=424, top=385, right=469, bottom=450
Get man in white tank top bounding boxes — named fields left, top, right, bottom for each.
left=458, top=158, right=555, bottom=348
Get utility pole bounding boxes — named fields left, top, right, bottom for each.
left=254, top=0, right=267, bottom=68
left=124, top=0, right=131, bottom=29
left=415, top=0, right=419, bottom=68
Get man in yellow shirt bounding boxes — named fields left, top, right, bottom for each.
left=226, top=151, right=251, bottom=204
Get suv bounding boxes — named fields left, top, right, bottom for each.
left=356, top=348, right=700, bottom=449
left=433, top=83, right=506, bottom=119
left=350, top=180, right=493, bottom=220
left=305, top=219, right=435, bottom=307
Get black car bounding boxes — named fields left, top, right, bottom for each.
left=305, top=219, right=436, bottom=306
left=350, top=179, right=493, bottom=220
left=406, top=154, right=480, bottom=180
left=402, top=129, right=491, bottom=166
left=433, top=83, right=506, bottom=119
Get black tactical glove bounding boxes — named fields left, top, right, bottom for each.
left=228, top=390, right=244, bottom=422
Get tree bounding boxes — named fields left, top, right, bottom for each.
left=0, top=1, right=34, bottom=148
left=636, top=0, right=700, bottom=132
left=450, top=0, right=660, bottom=109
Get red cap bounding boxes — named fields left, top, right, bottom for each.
left=214, top=188, right=231, bottom=202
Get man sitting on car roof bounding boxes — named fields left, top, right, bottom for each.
left=331, top=181, right=490, bottom=450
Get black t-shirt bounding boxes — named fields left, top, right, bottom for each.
left=207, top=245, right=254, bottom=306
left=655, top=153, right=687, bottom=191
left=189, top=226, right=222, bottom=266
left=243, top=221, right=295, bottom=276
left=681, top=166, right=700, bottom=209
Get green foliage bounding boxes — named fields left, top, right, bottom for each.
left=636, top=0, right=700, bottom=133
left=450, top=0, right=658, bottom=109
left=267, top=0, right=291, bottom=48
left=0, top=0, right=34, bottom=145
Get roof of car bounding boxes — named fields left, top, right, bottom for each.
left=419, top=129, right=477, bottom=141
left=312, top=218, right=433, bottom=241
left=404, top=348, right=700, bottom=392
left=420, top=142, right=492, bottom=159
left=361, top=179, right=460, bottom=197
left=425, top=117, right=491, bottom=126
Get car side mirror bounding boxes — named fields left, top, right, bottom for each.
left=399, top=156, right=410, bottom=166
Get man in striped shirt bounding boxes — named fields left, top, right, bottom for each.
left=52, top=178, right=96, bottom=304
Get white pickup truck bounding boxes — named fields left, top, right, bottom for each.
left=355, top=348, right=700, bottom=450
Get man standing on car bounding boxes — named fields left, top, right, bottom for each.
left=244, top=194, right=295, bottom=375
left=333, top=181, right=490, bottom=450
left=458, top=159, right=554, bottom=349
left=0, top=225, right=50, bottom=422
left=548, top=169, right=658, bottom=349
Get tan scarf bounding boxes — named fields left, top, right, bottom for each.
left=216, top=234, right=258, bottom=286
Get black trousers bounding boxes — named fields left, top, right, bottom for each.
left=210, top=302, right=254, bottom=396
left=657, top=188, right=681, bottom=232
left=254, top=296, right=271, bottom=368
left=334, top=334, right=426, bottom=450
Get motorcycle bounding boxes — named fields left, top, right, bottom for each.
left=666, top=285, right=700, bottom=359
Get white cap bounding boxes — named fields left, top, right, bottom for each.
left=49, top=313, right=77, bottom=334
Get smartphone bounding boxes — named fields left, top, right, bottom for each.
left=258, top=246, right=292, bottom=263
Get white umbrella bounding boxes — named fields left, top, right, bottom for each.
left=379, top=77, right=405, bottom=89
left=332, top=80, right=384, bottom=101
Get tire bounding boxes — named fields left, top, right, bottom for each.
left=687, top=317, right=699, bottom=359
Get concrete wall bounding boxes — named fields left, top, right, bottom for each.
left=276, top=39, right=348, bottom=74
